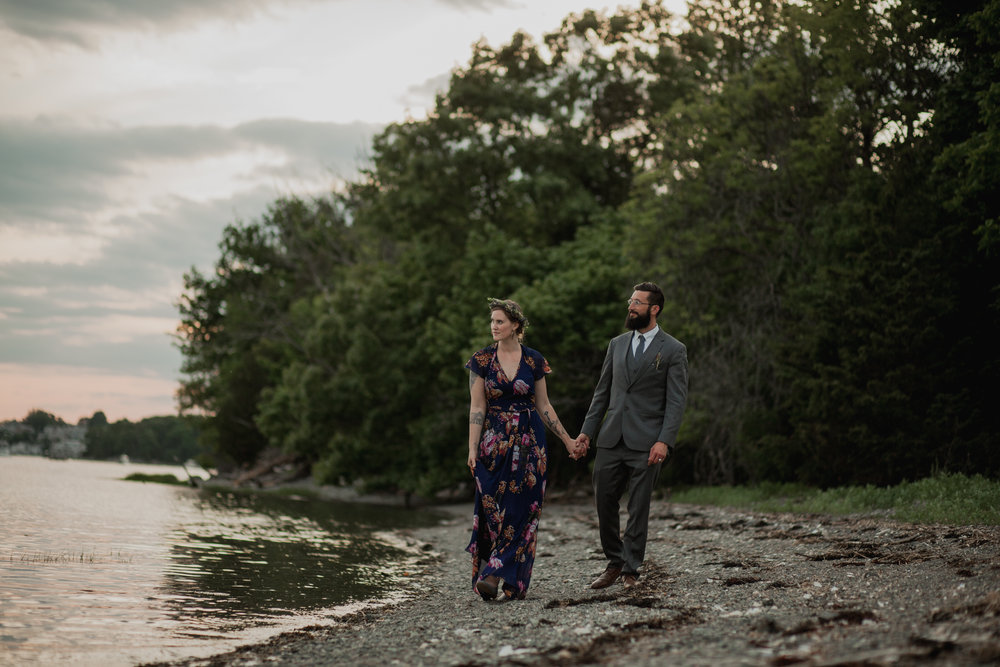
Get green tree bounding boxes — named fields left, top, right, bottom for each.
left=23, top=409, right=64, bottom=435
left=175, top=195, right=358, bottom=468
left=84, top=415, right=202, bottom=462
left=250, top=2, right=694, bottom=495
left=622, top=0, right=999, bottom=485
left=177, top=0, right=1000, bottom=494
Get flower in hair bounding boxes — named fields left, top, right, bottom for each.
left=487, top=297, right=529, bottom=331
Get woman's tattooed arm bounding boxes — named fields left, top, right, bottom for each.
left=467, top=371, right=487, bottom=472
left=542, top=408, right=567, bottom=439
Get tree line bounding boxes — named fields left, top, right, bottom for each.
left=175, top=0, right=999, bottom=496
left=83, top=412, right=204, bottom=464
left=1, top=409, right=203, bottom=464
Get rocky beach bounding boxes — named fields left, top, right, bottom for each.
left=146, top=496, right=1000, bottom=666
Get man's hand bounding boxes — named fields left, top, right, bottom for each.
left=648, top=441, right=669, bottom=466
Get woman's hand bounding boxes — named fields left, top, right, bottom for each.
left=565, top=434, right=588, bottom=460
left=467, top=448, right=477, bottom=475
left=563, top=439, right=576, bottom=459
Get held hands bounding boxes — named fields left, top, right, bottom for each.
left=565, top=433, right=590, bottom=460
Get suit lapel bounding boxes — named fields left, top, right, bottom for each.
left=614, top=333, right=631, bottom=382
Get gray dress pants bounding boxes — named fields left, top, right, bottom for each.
left=592, top=440, right=662, bottom=576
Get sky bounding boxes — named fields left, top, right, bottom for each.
left=0, top=0, right=685, bottom=424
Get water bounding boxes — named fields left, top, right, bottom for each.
left=0, top=456, right=439, bottom=666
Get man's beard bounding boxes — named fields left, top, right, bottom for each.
left=625, top=309, right=651, bottom=331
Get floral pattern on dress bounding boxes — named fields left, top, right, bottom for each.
left=466, top=343, right=551, bottom=599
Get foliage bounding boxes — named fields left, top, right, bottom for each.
left=176, top=0, right=1000, bottom=496
left=628, top=0, right=999, bottom=486
left=84, top=413, right=203, bottom=464
left=122, top=472, right=186, bottom=486
left=175, top=196, right=358, bottom=469
left=670, top=473, right=1000, bottom=526
left=23, top=409, right=65, bottom=434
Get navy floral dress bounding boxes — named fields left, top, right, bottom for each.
left=466, top=343, right=551, bottom=600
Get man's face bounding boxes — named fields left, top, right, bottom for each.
left=625, top=290, right=654, bottom=330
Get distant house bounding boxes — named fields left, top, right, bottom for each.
left=43, top=424, right=88, bottom=459
left=0, top=420, right=88, bottom=458
left=0, top=421, right=40, bottom=456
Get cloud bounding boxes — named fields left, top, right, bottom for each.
left=437, top=0, right=521, bottom=10
left=234, top=119, right=381, bottom=182
left=0, top=262, right=186, bottom=377
left=399, top=72, right=453, bottom=113
left=0, top=0, right=519, bottom=49
left=0, top=185, right=290, bottom=340
left=0, top=114, right=381, bottom=386
left=0, top=177, right=348, bottom=396
left=0, top=0, right=332, bottom=48
left=0, top=116, right=382, bottom=229
left=0, top=362, right=179, bottom=422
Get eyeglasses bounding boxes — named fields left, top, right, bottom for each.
left=626, top=298, right=651, bottom=307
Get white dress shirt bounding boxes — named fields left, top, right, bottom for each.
left=631, top=327, right=657, bottom=356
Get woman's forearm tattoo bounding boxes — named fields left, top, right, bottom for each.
left=470, top=410, right=484, bottom=425
left=542, top=408, right=566, bottom=437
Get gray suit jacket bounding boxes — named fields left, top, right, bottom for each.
left=581, top=327, right=688, bottom=452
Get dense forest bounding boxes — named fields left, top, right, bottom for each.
left=175, top=0, right=999, bottom=496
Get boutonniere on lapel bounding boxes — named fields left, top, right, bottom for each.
left=654, top=353, right=662, bottom=370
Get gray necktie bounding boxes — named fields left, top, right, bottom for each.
left=630, top=334, right=645, bottom=371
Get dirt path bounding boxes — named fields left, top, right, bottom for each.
left=148, top=498, right=1000, bottom=666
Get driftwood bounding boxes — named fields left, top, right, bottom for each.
left=233, top=452, right=301, bottom=487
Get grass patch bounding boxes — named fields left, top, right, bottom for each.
left=6, top=550, right=134, bottom=564
left=669, top=473, right=1000, bottom=526
left=122, top=472, right=186, bottom=485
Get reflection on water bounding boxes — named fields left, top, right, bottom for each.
left=0, top=457, right=440, bottom=666
left=159, top=491, right=423, bottom=633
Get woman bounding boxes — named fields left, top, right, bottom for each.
left=466, top=298, right=583, bottom=601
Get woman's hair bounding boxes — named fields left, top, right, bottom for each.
left=488, top=298, right=529, bottom=340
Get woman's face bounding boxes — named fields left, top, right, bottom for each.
left=490, top=309, right=518, bottom=341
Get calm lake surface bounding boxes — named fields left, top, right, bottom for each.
left=0, top=456, right=441, bottom=666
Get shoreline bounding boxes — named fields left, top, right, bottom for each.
left=143, top=495, right=1000, bottom=666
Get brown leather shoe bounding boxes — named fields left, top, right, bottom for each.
left=590, top=565, right=622, bottom=589
left=476, top=575, right=499, bottom=600
left=622, top=574, right=638, bottom=590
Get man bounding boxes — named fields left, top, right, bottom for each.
left=576, top=282, right=688, bottom=590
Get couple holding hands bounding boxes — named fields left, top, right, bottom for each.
left=465, top=282, right=689, bottom=601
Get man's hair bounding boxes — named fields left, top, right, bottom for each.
left=634, top=281, right=664, bottom=312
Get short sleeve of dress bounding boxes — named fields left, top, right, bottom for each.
left=525, top=347, right=551, bottom=381
left=465, top=346, right=492, bottom=378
